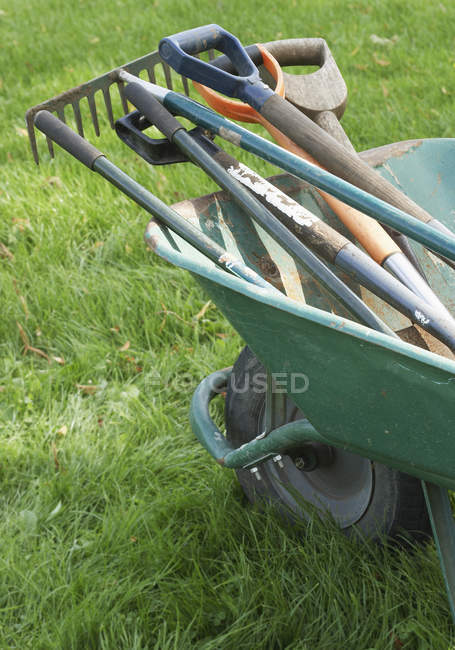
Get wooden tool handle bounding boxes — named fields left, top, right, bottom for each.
left=261, top=94, right=434, bottom=225
left=264, top=121, right=401, bottom=264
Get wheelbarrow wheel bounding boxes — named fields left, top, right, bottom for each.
left=225, top=346, right=431, bottom=545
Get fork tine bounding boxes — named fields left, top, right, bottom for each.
left=102, top=87, right=114, bottom=128
left=72, top=102, right=84, bottom=137
left=87, top=94, right=100, bottom=136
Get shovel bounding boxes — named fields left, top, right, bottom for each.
left=203, top=37, right=425, bottom=278
left=159, top=25, right=455, bottom=253
left=193, top=43, right=455, bottom=317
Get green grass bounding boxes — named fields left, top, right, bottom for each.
left=1, top=0, right=455, bottom=647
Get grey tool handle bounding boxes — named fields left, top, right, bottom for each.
left=34, top=111, right=105, bottom=168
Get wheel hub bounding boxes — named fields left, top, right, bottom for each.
left=260, top=403, right=374, bottom=529
left=290, top=442, right=335, bottom=472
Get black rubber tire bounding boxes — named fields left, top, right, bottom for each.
left=225, top=346, right=432, bottom=545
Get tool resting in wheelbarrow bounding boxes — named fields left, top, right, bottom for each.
left=29, top=101, right=453, bottom=346
left=30, top=106, right=455, bottom=363
left=116, top=88, right=455, bottom=352
left=194, top=39, right=434, bottom=288
left=26, top=63, right=455, bottom=347
left=159, top=25, right=455, bottom=251
left=110, top=98, right=455, bottom=621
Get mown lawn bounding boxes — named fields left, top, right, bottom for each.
left=1, top=0, right=455, bottom=647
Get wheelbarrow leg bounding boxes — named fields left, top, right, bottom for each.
left=422, top=481, right=455, bottom=623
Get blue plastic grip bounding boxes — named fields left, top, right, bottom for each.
left=159, top=24, right=274, bottom=111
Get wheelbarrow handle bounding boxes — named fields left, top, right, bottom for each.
left=159, top=24, right=273, bottom=111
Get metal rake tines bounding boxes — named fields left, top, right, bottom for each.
left=26, top=50, right=191, bottom=164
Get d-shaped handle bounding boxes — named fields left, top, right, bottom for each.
left=159, top=24, right=273, bottom=111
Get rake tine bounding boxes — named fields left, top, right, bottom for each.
left=102, top=87, right=115, bottom=128
left=118, top=80, right=130, bottom=115
left=26, top=114, right=40, bottom=164
left=147, top=66, right=156, bottom=83
left=87, top=94, right=100, bottom=136
left=162, top=62, right=173, bottom=91
left=182, top=75, right=190, bottom=96
left=72, top=102, right=85, bottom=138
left=46, top=135, right=55, bottom=158
left=56, top=107, right=66, bottom=124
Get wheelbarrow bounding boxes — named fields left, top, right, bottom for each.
left=26, top=35, right=455, bottom=624
left=147, top=136, right=455, bottom=616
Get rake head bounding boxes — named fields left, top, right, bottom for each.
left=25, top=49, right=190, bottom=164
left=25, top=40, right=287, bottom=164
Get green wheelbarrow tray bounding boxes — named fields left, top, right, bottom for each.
left=146, top=137, right=455, bottom=489
left=146, top=136, right=455, bottom=619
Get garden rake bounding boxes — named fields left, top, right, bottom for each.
left=25, top=50, right=184, bottom=165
